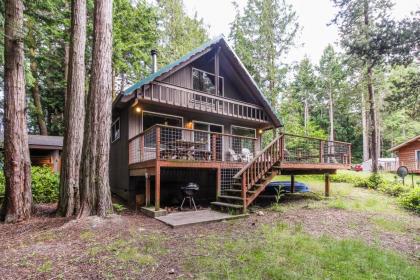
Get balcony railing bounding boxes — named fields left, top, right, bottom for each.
left=128, top=126, right=352, bottom=168
left=139, top=82, right=269, bottom=123
left=128, top=124, right=258, bottom=165
left=282, top=133, right=351, bottom=165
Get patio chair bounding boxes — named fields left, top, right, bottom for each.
left=228, top=149, right=241, bottom=162
left=241, top=148, right=253, bottom=162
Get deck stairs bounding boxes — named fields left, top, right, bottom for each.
left=211, top=134, right=284, bottom=213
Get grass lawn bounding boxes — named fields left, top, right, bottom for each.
left=0, top=173, right=419, bottom=279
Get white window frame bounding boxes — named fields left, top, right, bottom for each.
left=111, top=118, right=120, bottom=143
left=191, top=67, right=224, bottom=96
left=230, top=125, right=257, bottom=138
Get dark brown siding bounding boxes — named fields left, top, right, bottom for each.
left=110, top=109, right=130, bottom=199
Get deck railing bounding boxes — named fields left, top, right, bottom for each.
left=128, top=124, right=258, bottom=165
left=282, top=133, right=351, bottom=165
left=140, top=82, right=269, bottom=123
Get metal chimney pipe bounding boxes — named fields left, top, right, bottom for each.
left=151, top=49, right=158, bottom=73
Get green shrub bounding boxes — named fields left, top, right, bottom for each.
left=331, top=172, right=365, bottom=184
left=0, top=166, right=59, bottom=203
left=379, top=182, right=410, bottom=197
left=354, top=174, right=386, bottom=190
left=398, top=188, right=420, bottom=214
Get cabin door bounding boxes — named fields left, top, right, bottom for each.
left=193, top=122, right=223, bottom=161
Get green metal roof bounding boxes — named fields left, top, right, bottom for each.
left=124, top=35, right=224, bottom=96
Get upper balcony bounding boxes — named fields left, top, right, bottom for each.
left=138, top=81, right=270, bottom=124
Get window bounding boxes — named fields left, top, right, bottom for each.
left=142, top=112, right=182, bottom=131
left=111, top=118, right=120, bottom=143
left=142, top=112, right=183, bottom=148
left=193, top=121, right=223, bottom=161
left=231, top=126, right=256, bottom=153
left=416, top=150, right=420, bottom=169
left=192, top=68, right=223, bottom=95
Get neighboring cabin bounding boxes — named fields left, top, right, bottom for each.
left=389, top=135, right=420, bottom=173
left=0, top=134, right=63, bottom=173
left=110, top=35, right=351, bottom=214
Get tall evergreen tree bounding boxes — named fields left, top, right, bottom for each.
left=331, top=0, right=419, bottom=172
left=157, top=0, right=209, bottom=66
left=58, top=0, right=87, bottom=217
left=230, top=0, right=299, bottom=111
left=1, top=0, right=32, bottom=223
left=78, top=0, right=113, bottom=217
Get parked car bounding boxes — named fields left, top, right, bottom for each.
left=353, top=164, right=363, bottom=172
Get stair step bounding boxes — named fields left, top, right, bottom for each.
left=225, top=189, right=256, bottom=194
left=219, top=195, right=243, bottom=201
left=211, top=201, right=243, bottom=209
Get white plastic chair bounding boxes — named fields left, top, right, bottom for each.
left=228, top=149, right=241, bottom=162
left=241, top=148, right=253, bottom=162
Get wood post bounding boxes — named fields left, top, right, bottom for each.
left=212, top=134, right=217, bottom=161
left=216, top=167, right=221, bottom=199
left=290, top=174, right=295, bottom=193
left=156, top=126, right=161, bottom=160
left=320, top=141, right=324, bottom=163
left=155, top=164, right=160, bottom=211
left=145, top=173, right=150, bottom=206
left=241, top=173, right=247, bottom=213
left=325, top=173, right=330, bottom=197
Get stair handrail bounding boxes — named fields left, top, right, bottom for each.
left=233, top=134, right=284, bottom=180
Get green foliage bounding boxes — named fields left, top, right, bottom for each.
left=113, top=203, right=127, bottom=213
left=0, top=167, right=59, bottom=203
left=31, top=167, right=59, bottom=203
left=398, top=188, right=420, bottom=214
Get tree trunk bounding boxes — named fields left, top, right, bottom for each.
left=303, top=98, right=309, bottom=135
left=58, top=0, right=87, bottom=217
left=78, top=0, right=113, bottom=218
left=328, top=86, right=334, bottom=142
left=361, top=91, right=369, bottom=162
left=1, top=0, right=32, bottom=223
left=29, top=49, right=48, bottom=135
left=367, top=66, right=378, bottom=173
left=63, top=42, right=70, bottom=107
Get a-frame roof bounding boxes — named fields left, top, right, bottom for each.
left=118, top=35, right=282, bottom=127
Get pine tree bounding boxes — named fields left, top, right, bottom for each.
left=1, top=0, right=32, bottom=223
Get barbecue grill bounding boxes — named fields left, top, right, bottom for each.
left=180, top=182, right=199, bottom=211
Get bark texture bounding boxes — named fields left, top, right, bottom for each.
left=361, top=91, right=369, bottom=161
left=1, top=0, right=32, bottom=223
left=78, top=0, right=113, bottom=217
left=58, top=0, right=87, bottom=217
left=367, top=66, right=378, bottom=172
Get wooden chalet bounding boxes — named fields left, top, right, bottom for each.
left=389, top=135, right=420, bottom=174
left=111, top=36, right=351, bottom=214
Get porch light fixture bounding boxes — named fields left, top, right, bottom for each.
left=186, top=121, right=193, bottom=129
left=258, top=129, right=263, bottom=134
left=135, top=106, right=142, bottom=113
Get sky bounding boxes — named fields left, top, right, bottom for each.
left=183, top=0, right=419, bottom=64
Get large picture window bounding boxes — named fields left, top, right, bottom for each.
left=192, top=68, right=223, bottom=95
left=231, top=125, right=256, bottom=153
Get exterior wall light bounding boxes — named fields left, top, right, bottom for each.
left=135, top=107, right=142, bottom=113
left=258, top=129, right=264, bottom=134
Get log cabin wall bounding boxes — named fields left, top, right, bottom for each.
left=396, top=140, right=420, bottom=172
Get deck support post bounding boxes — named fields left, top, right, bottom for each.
left=155, top=164, right=161, bottom=211
left=325, top=173, right=330, bottom=197
left=290, top=174, right=295, bottom=193
left=145, top=173, right=150, bottom=206
left=241, top=173, right=247, bottom=213
left=216, top=167, right=221, bottom=200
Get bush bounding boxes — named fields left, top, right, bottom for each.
left=331, top=172, right=365, bottom=184
left=398, top=188, right=420, bottom=214
left=354, top=174, right=386, bottom=190
left=0, top=166, right=59, bottom=203
left=378, top=182, right=410, bottom=197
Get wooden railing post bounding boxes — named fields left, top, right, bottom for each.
left=212, top=134, right=217, bottom=161
left=241, top=173, right=247, bottom=213
left=140, top=135, right=144, bottom=162
left=156, top=126, right=161, bottom=160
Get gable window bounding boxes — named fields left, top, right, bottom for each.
left=111, top=118, right=120, bottom=143
left=192, top=68, right=223, bottom=95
